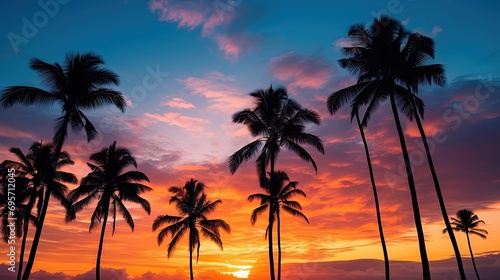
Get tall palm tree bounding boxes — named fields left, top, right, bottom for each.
left=152, top=178, right=230, bottom=280
left=1, top=52, right=126, bottom=280
left=228, top=85, right=324, bottom=280
left=398, top=32, right=466, bottom=280
left=332, top=16, right=437, bottom=279
left=248, top=170, right=309, bottom=280
left=327, top=89, right=390, bottom=279
left=67, top=141, right=151, bottom=280
left=444, top=209, right=488, bottom=280
left=1, top=142, right=77, bottom=280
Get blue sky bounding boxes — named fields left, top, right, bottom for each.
left=1, top=1, right=500, bottom=279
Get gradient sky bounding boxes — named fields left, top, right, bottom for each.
left=1, top=0, right=500, bottom=279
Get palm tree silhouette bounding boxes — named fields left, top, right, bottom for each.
left=228, top=85, right=324, bottom=280
left=332, top=16, right=448, bottom=279
left=1, top=52, right=126, bottom=280
left=1, top=142, right=77, bottom=280
left=67, top=141, right=152, bottom=280
left=397, top=32, right=467, bottom=280
left=327, top=87, right=390, bottom=279
left=152, top=178, right=230, bottom=280
left=248, top=170, right=309, bottom=279
left=444, top=209, right=488, bottom=280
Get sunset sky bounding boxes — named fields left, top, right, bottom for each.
left=1, top=0, right=500, bottom=279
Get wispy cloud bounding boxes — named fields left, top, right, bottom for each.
left=161, top=97, right=196, bottom=108
left=149, top=0, right=216, bottom=32
left=270, top=52, right=335, bottom=92
left=143, top=112, right=209, bottom=132
left=178, top=74, right=247, bottom=111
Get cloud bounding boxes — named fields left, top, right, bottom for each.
left=431, top=25, right=443, bottom=37
left=143, top=112, right=209, bottom=132
left=177, top=75, right=248, bottom=111
left=148, top=0, right=256, bottom=62
left=414, top=25, right=443, bottom=38
left=270, top=52, right=335, bottom=92
left=333, top=37, right=353, bottom=49
left=215, top=33, right=257, bottom=63
left=149, top=0, right=208, bottom=31
left=161, top=97, right=195, bottom=109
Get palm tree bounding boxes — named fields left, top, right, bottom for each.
left=248, top=170, right=309, bottom=280
left=228, top=85, right=324, bottom=280
left=398, top=32, right=467, bottom=280
left=152, top=178, right=230, bottom=280
left=67, top=141, right=151, bottom=280
left=444, top=209, right=488, bottom=280
left=1, top=52, right=126, bottom=280
left=327, top=88, right=390, bottom=280
left=1, top=142, right=77, bottom=280
left=331, top=16, right=451, bottom=279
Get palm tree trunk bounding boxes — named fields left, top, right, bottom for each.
left=389, top=92, right=430, bottom=280
left=22, top=185, right=52, bottom=280
left=277, top=207, right=282, bottom=280
left=356, top=112, right=390, bottom=280
left=17, top=193, right=37, bottom=280
left=268, top=156, right=276, bottom=280
left=189, top=228, right=194, bottom=280
left=22, top=113, right=69, bottom=280
left=96, top=199, right=110, bottom=280
left=466, top=232, right=481, bottom=280
left=17, top=207, right=32, bottom=280
left=411, top=101, right=466, bottom=280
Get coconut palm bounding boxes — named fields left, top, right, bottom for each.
left=248, top=170, right=309, bottom=280
left=397, top=32, right=466, bottom=280
left=331, top=16, right=447, bottom=279
left=444, top=209, right=488, bottom=280
left=327, top=89, right=390, bottom=279
left=66, top=141, right=152, bottom=280
left=1, top=142, right=77, bottom=280
left=228, top=85, right=324, bottom=280
left=1, top=52, right=126, bottom=280
left=153, top=178, right=230, bottom=280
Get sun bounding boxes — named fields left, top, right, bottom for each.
left=232, top=269, right=250, bottom=278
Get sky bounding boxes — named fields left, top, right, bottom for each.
left=0, top=0, right=500, bottom=279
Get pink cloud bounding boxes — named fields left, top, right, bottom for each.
left=178, top=75, right=248, bottom=111
left=149, top=0, right=233, bottom=37
left=431, top=25, right=443, bottom=37
left=161, top=97, right=195, bottom=108
left=148, top=1, right=254, bottom=62
left=143, top=112, right=208, bottom=132
left=270, top=52, right=335, bottom=91
left=333, top=37, right=353, bottom=49
left=215, top=35, right=244, bottom=62
left=149, top=0, right=205, bottom=30
left=414, top=25, right=443, bottom=38
left=204, top=70, right=235, bottom=82
left=402, top=17, right=411, bottom=25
